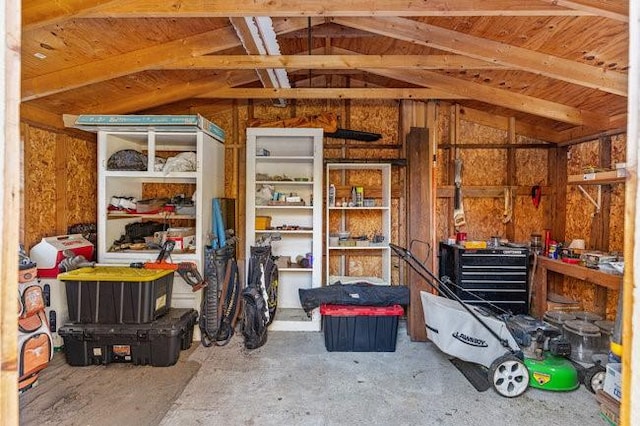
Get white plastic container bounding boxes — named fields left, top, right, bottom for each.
left=543, top=310, right=576, bottom=335
left=563, top=319, right=601, bottom=363
left=328, top=184, right=336, bottom=207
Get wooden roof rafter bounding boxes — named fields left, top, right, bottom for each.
left=366, top=68, right=608, bottom=127
left=331, top=16, right=628, bottom=97
left=21, top=17, right=323, bottom=101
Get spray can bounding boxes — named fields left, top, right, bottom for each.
left=328, top=184, right=336, bottom=207
left=355, top=186, right=364, bottom=207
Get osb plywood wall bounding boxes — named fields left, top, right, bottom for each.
left=21, top=100, right=625, bottom=318
left=22, top=123, right=96, bottom=251
left=435, top=112, right=549, bottom=244
left=560, top=134, right=626, bottom=319
left=200, top=100, right=402, bottom=282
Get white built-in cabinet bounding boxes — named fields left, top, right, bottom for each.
left=326, top=163, right=391, bottom=285
left=245, top=127, right=323, bottom=331
left=74, top=115, right=225, bottom=332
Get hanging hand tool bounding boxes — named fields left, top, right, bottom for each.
left=502, top=188, right=513, bottom=224
left=453, top=158, right=466, bottom=229
left=531, top=184, right=542, bottom=209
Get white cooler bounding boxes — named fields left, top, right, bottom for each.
left=29, top=234, right=94, bottom=349
left=30, top=234, right=94, bottom=278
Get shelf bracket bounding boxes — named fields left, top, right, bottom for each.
left=577, top=184, right=601, bottom=215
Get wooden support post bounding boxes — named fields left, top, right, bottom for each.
left=505, top=117, right=516, bottom=241
left=406, top=126, right=432, bottom=341
left=547, top=145, right=568, bottom=296
left=55, top=134, right=68, bottom=235
left=1, top=0, right=21, bottom=419
left=590, top=136, right=612, bottom=251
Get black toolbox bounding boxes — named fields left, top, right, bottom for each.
left=59, top=308, right=197, bottom=367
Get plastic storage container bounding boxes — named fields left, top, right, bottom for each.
left=594, top=320, right=614, bottom=354
left=573, top=311, right=603, bottom=323
left=320, top=304, right=403, bottom=352
left=58, top=308, right=197, bottom=367
left=562, top=319, right=601, bottom=363
left=543, top=311, right=576, bottom=335
left=59, top=266, right=174, bottom=324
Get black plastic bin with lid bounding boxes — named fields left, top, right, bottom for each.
left=58, top=266, right=174, bottom=324
left=58, top=308, right=197, bottom=367
left=320, top=304, right=404, bottom=352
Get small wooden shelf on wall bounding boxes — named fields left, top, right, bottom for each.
left=567, top=169, right=626, bottom=213
left=567, top=170, right=626, bottom=185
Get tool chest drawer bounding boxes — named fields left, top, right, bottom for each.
left=438, top=242, right=530, bottom=314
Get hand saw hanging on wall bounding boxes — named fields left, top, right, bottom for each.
left=453, top=158, right=466, bottom=229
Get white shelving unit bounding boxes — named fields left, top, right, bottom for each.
left=326, top=163, right=391, bottom=285
left=74, top=115, right=225, bottom=326
left=245, top=127, right=323, bottom=331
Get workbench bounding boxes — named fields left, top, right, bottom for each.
left=533, top=255, right=622, bottom=317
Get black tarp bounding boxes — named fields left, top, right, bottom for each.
left=298, top=283, right=410, bottom=314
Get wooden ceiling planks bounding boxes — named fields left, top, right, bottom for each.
left=22, top=18, right=230, bottom=78
left=19, top=0, right=630, bottom=142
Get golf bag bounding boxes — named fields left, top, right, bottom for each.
left=201, top=242, right=241, bottom=347
left=242, top=245, right=278, bottom=349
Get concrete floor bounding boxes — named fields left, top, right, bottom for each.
left=20, top=322, right=604, bottom=426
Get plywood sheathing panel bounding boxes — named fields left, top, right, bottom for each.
left=558, top=137, right=625, bottom=319
left=24, top=126, right=57, bottom=249
left=23, top=125, right=97, bottom=250
left=65, top=135, right=97, bottom=228
left=609, top=134, right=627, bottom=253
left=515, top=144, right=548, bottom=242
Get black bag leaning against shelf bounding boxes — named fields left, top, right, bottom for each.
left=241, top=285, right=268, bottom=349
left=241, top=243, right=279, bottom=350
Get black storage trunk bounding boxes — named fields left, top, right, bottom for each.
left=59, top=266, right=174, bottom=324
left=320, top=304, right=403, bottom=352
left=438, top=242, right=530, bottom=314
left=58, top=308, right=197, bottom=367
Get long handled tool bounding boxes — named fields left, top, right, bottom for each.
left=453, top=159, right=466, bottom=228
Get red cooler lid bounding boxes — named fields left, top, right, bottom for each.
left=320, top=304, right=404, bottom=316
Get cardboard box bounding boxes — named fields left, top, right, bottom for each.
left=603, top=363, right=622, bottom=402
left=255, top=216, right=272, bottom=230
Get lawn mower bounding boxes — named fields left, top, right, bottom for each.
left=390, top=243, right=595, bottom=398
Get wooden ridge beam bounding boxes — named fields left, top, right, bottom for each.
left=162, top=54, right=505, bottom=70
left=22, top=18, right=319, bottom=102
left=333, top=16, right=627, bottom=96
left=23, top=0, right=594, bottom=29
left=196, top=87, right=467, bottom=100
left=366, top=68, right=608, bottom=127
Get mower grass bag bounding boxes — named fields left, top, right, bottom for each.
left=421, top=291, right=519, bottom=369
